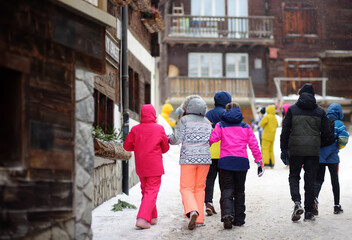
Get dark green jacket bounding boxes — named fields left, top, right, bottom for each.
left=280, top=92, right=328, bottom=156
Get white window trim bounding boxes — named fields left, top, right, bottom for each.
left=188, top=53, right=223, bottom=77
left=192, top=0, right=224, bottom=16
left=225, top=53, right=249, bottom=77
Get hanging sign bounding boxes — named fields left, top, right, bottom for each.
left=105, top=33, right=119, bottom=63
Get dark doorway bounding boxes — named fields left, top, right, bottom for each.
left=0, top=67, right=23, bottom=167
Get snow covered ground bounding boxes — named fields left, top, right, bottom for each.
left=92, top=122, right=352, bottom=240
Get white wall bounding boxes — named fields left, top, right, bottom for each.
left=115, top=19, right=160, bottom=126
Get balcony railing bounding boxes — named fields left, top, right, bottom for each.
left=168, top=77, right=252, bottom=98
left=168, top=76, right=257, bottom=120
left=165, top=15, right=274, bottom=42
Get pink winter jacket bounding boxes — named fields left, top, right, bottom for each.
left=123, top=104, right=170, bottom=177
left=209, top=107, right=262, bottom=171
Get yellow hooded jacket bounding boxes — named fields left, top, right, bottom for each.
left=259, top=105, right=278, bottom=142
left=161, top=103, right=176, bottom=127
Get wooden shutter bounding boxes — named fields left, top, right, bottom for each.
left=282, top=2, right=319, bottom=43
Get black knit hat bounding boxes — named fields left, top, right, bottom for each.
left=299, top=83, right=315, bottom=96
left=260, top=107, right=266, bottom=115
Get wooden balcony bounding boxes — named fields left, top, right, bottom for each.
left=164, top=15, right=274, bottom=45
left=167, top=76, right=256, bottom=113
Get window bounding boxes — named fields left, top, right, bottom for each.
left=94, top=89, right=114, bottom=132
left=226, top=53, right=249, bottom=77
left=144, top=82, right=151, bottom=104
left=282, top=2, right=318, bottom=43
left=227, top=0, right=248, bottom=17
left=191, top=0, right=225, bottom=16
left=128, top=67, right=140, bottom=113
left=188, top=53, right=222, bottom=77
left=0, top=67, right=23, bottom=167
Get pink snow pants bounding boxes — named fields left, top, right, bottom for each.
left=180, top=164, right=210, bottom=223
left=137, top=175, right=162, bottom=223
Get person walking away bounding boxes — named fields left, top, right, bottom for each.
left=209, top=102, right=264, bottom=229
left=313, top=103, right=349, bottom=215
left=280, top=83, right=329, bottom=222
left=168, top=95, right=212, bottom=230
left=259, top=105, right=278, bottom=168
left=251, top=107, right=266, bottom=148
left=161, top=103, right=176, bottom=127
left=282, top=103, right=291, bottom=126
left=123, top=104, right=170, bottom=229
left=205, top=91, right=232, bottom=216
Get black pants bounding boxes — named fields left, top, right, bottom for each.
left=205, top=159, right=219, bottom=203
left=219, top=169, right=247, bottom=225
left=314, top=163, right=340, bottom=205
left=289, top=156, right=319, bottom=212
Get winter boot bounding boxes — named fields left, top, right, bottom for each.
left=312, top=198, right=319, bottom=216
left=291, top=202, right=304, bottom=222
left=136, top=218, right=151, bottom=229
left=334, top=205, right=343, bottom=214
left=196, top=222, right=206, bottom=227
left=205, top=202, right=217, bottom=216
left=188, top=211, right=198, bottom=230
left=151, top=218, right=157, bottom=225
left=304, top=212, right=316, bottom=221
left=223, top=215, right=233, bottom=229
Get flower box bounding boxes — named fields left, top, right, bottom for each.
left=142, top=17, right=165, bottom=33
left=109, top=0, right=131, bottom=7
left=129, top=0, right=150, bottom=12
left=94, top=138, right=131, bottom=160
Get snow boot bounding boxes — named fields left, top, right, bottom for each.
left=151, top=218, right=157, bottom=225
left=136, top=218, right=151, bottom=229
left=304, top=212, right=316, bottom=221
left=188, top=211, right=198, bottom=230
left=312, top=198, right=319, bottom=216
left=334, top=205, right=343, bottom=214
left=291, top=202, right=304, bottom=222
left=205, top=202, right=217, bottom=216
left=223, top=215, right=233, bottom=229
left=196, top=222, right=206, bottom=227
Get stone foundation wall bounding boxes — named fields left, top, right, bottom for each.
left=93, top=155, right=139, bottom=207
left=75, top=66, right=95, bottom=239
left=93, top=157, right=122, bottom=207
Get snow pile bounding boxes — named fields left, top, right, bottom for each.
left=92, top=128, right=352, bottom=240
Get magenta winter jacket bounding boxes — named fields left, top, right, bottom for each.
left=123, top=104, right=170, bottom=177
left=209, top=107, right=262, bottom=171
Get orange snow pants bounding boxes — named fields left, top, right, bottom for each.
left=180, top=164, right=210, bottom=224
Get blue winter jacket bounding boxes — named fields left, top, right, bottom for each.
left=320, top=104, right=349, bottom=164
left=206, top=91, right=232, bottom=128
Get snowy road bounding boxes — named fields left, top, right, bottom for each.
left=92, top=129, right=352, bottom=240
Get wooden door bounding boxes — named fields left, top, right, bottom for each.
left=284, top=59, right=321, bottom=95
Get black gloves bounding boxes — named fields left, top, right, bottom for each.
left=281, top=150, right=290, bottom=165
left=256, top=161, right=264, bottom=177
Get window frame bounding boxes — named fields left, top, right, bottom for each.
left=94, top=89, right=114, bottom=132
left=191, top=0, right=225, bottom=16
left=188, top=53, right=223, bottom=77
left=225, top=53, right=249, bottom=78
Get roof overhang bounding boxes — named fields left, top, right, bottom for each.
left=51, top=0, right=116, bottom=28
left=320, top=50, right=352, bottom=58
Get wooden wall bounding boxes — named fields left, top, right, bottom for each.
left=0, top=0, right=105, bottom=238
left=160, top=0, right=352, bottom=101
left=267, top=0, right=352, bottom=98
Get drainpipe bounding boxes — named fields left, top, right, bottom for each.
left=121, top=5, right=129, bottom=195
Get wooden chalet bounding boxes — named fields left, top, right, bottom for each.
left=0, top=0, right=164, bottom=238
left=158, top=0, right=352, bottom=124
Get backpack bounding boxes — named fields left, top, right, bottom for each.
left=321, top=118, right=336, bottom=147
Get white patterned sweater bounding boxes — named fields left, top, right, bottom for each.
left=169, top=97, right=212, bottom=165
